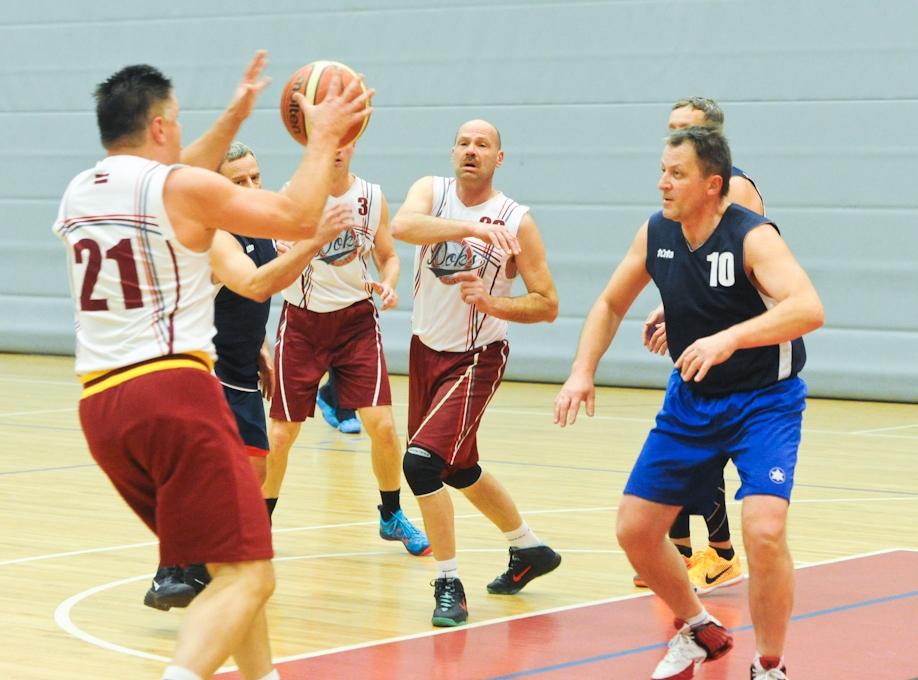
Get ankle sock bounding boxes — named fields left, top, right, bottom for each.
left=504, top=522, right=540, bottom=549
left=437, top=558, right=458, bottom=580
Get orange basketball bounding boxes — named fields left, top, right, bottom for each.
left=280, top=61, right=371, bottom=146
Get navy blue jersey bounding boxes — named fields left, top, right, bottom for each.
left=731, top=165, right=765, bottom=212
left=214, top=235, right=276, bottom=389
left=645, top=204, right=806, bottom=396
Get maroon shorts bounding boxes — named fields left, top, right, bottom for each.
left=271, top=299, right=392, bottom=422
left=407, top=335, right=509, bottom=469
left=79, top=367, right=273, bottom=566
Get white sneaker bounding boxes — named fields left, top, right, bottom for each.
left=751, top=657, right=788, bottom=679
left=651, top=617, right=733, bottom=680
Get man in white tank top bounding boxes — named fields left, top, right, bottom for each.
left=262, top=143, right=430, bottom=557
left=53, top=52, right=372, bottom=680
left=390, top=119, right=561, bottom=627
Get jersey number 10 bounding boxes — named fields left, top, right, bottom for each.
left=706, top=251, right=735, bottom=288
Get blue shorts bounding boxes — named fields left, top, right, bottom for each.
left=624, top=370, right=806, bottom=507
left=222, top=385, right=269, bottom=455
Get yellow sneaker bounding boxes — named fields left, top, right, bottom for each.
left=688, top=547, right=743, bottom=595
left=633, top=554, right=693, bottom=588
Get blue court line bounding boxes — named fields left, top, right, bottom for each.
left=490, top=590, right=918, bottom=679
left=0, top=463, right=98, bottom=476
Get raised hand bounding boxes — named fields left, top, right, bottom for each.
left=293, top=71, right=374, bottom=145
left=226, top=50, right=272, bottom=122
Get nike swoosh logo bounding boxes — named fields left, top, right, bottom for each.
left=511, top=565, right=533, bottom=583
left=705, top=566, right=733, bottom=584
left=152, top=581, right=160, bottom=591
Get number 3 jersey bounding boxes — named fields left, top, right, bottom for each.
left=281, top=176, right=382, bottom=313
left=646, top=203, right=806, bottom=396
left=53, top=155, right=215, bottom=374
left=411, top=176, right=529, bottom=352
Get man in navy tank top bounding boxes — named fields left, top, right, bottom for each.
left=634, top=97, right=767, bottom=596
left=554, top=127, right=823, bottom=680
left=144, top=142, right=352, bottom=612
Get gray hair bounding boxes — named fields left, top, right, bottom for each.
left=223, top=140, right=255, bottom=166
left=671, top=97, right=725, bottom=131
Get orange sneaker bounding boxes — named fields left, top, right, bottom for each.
left=633, top=554, right=693, bottom=588
left=688, top=547, right=743, bottom=595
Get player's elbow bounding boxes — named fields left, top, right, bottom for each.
left=541, top=293, right=559, bottom=323
left=389, top=216, right=407, bottom=240
left=807, top=296, right=825, bottom=332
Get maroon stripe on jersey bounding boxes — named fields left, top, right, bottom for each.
left=166, top=241, right=181, bottom=354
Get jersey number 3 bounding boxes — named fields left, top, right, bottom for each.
left=74, top=238, right=143, bottom=311
left=706, top=251, right=735, bottom=288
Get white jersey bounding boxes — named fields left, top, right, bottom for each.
left=281, top=177, right=382, bottom=313
left=412, top=176, right=529, bottom=352
left=53, top=155, right=215, bottom=374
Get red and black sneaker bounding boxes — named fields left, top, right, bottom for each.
left=751, top=656, right=788, bottom=679
left=651, top=617, right=733, bottom=679
left=487, top=545, right=562, bottom=595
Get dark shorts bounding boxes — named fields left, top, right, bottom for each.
left=270, top=299, right=392, bottom=422
left=79, top=367, right=273, bottom=566
left=222, top=384, right=269, bottom=456
left=624, top=370, right=807, bottom=508
left=407, top=335, right=508, bottom=469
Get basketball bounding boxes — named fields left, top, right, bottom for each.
left=280, top=61, right=371, bottom=146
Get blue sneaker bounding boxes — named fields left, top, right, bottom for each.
left=378, top=506, right=431, bottom=556
left=315, top=390, right=339, bottom=429
left=338, top=415, right=362, bottom=434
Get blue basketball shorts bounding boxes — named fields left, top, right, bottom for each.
left=222, top=384, right=269, bottom=455
left=623, top=370, right=807, bottom=507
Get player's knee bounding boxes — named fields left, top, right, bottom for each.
left=240, top=560, right=275, bottom=602
left=742, top=512, right=787, bottom=556
left=444, top=464, right=482, bottom=490
left=402, top=446, right=445, bottom=496
left=268, top=419, right=300, bottom=452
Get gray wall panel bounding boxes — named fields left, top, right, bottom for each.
left=1, top=1, right=915, bottom=402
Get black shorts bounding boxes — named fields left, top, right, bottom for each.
left=223, top=384, right=269, bottom=456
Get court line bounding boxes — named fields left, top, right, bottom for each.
left=849, top=422, right=918, bottom=435
left=5, top=497, right=918, bottom=568
left=0, top=463, right=97, bottom=476
left=492, top=588, right=918, bottom=679
left=0, top=406, right=75, bottom=418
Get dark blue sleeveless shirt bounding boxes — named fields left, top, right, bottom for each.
left=731, top=165, right=765, bottom=211
left=645, top=204, right=805, bottom=396
left=214, top=235, right=276, bottom=389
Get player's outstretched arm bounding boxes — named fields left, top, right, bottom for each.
left=554, top=222, right=652, bottom=427
left=180, top=50, right=271, bottom=170
left=674, top=224, right=824, bottom=383
left=390, top=177, right=520, bottom=254
left=209, top=204, right=352, bottom=302
left=369, top=195, right=400, bottom=310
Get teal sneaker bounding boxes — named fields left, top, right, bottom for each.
left=315, top=390, right=339, bottom=429
left=378, top=506, right=431, bottom=556
left=338, top=415, right=362, bottom=434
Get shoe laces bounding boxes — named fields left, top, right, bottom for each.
left=391, top=511, right=422, bottom=539
left=753, top=668, right=787, bottom=680
left=662, top=625, right=704, bottom=664
left=434, top=579, right=458, bottom=610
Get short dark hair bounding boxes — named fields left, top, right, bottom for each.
left=94, top=64, right=173, bottom=148
left=667, top=126, right=732, bottom=197
left=671, top=96, right=725, bottom=131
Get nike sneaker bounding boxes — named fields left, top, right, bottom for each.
left=487, top=545, right=561, bottom=595
left=432, top=577, right=468, bottom=627
left=652, top=617, right=733, bottom=679
left=751, top=656, right=788, bottom=679
left=688, top=547, right=743, bottom=595
left=378, top=506, right=431, bottom=556
left=183, top=563, right=211, bottom=594
left=143, top=565, right=196, bottom=611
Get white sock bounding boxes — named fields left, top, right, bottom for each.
left=504, top=522, right=541, bottom=549
left=436, top=558, right=458, bottom=579
left=161, top=666, right=202, bottom=680
left=257, top=670, right=280, bottom=680
left=685, top=608, right=711, bottom=629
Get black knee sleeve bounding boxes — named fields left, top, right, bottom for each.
left=669, top=510, right=691, bottom=539
left=445, top=463, right=482, bottom=490
left=403, top=446, right=446, bottom=496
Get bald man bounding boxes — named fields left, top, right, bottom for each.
left=390, top=119, right=561, bottom=627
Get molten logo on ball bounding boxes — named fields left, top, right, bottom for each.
left=427, top=241, right=483, bottom=285
left=318, top=228, right=363, bottom=267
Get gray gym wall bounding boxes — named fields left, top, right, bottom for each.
left=1, top=0, right=915, bottom=402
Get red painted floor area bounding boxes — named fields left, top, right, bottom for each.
left=220, top=550, right=918, bottom=679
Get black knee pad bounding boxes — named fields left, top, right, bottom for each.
left=403, top=446, right=446, bottom=496
left=445, top=463, right=482, bottom=490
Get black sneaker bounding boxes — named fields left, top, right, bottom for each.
left=183, top=563, right=211, bottom=595
left=431, top=577, right=468, bottom=627
left=487, top=545, right=562, bottom=595
left=143, top=566, right=196, bottom=611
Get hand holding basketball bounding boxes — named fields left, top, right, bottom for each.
left=281, top=61, right=373, bottom=147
